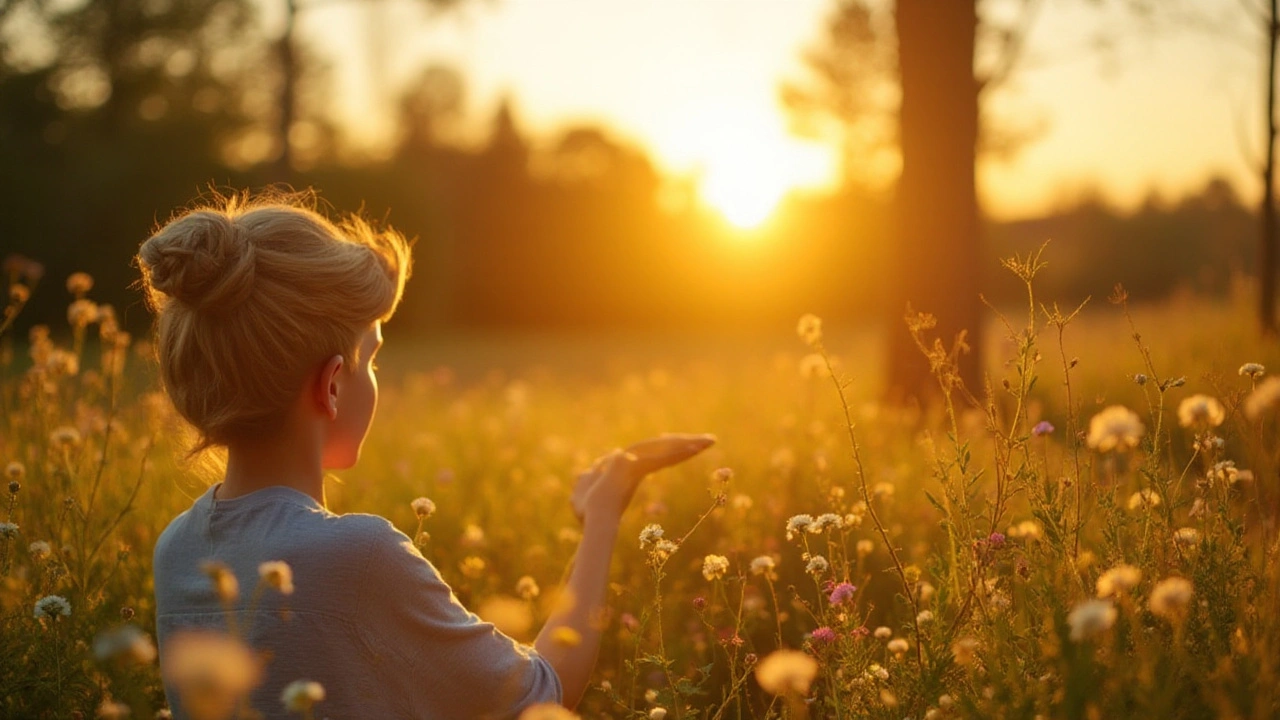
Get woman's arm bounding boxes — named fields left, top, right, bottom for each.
left=533, top=435, right=714, bottom=708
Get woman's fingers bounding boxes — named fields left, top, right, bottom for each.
left=622, top=433, right=716, bottom=476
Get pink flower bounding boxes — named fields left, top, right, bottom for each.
left=828, top=582, right=857, bottom=606
left=810, top=626, right=837, bottom=644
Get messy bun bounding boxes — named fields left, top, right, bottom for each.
left=138, top=210, right=257, bottom=315
left=136, top=190, right=411, bottom=453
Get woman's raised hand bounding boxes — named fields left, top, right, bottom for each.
left=571, top=433, right=716, bottom=523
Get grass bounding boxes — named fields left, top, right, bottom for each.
left=1, top=252, right=1278, bottom=719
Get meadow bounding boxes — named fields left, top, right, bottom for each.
left=2, top=249, right=1279, bottom=719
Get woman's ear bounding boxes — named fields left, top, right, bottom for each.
left=315, top=354, right=344, bottom=420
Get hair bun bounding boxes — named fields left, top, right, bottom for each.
left=139, top=210, right=256, bottom=314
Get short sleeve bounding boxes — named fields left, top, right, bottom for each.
left=353, top=517, right=562, bottom=719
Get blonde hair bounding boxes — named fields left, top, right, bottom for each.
left=136, top=190, right=411, bottom=452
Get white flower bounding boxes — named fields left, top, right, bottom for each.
left=258, top=561, right=294, bottom=595
left=648, top=708, right=668, bottom=720
left=916, top=610, right=934, bottom=624
left=1245, top=376, right=1280, bottom=420
left=1068, top=599, right=1117, bottom=640
left=28, top=540, right=51, bottom=560
left=805, top=555, right=829, bottom=576
left=1178, top=394, right=1225, bottom=428
left=754, top=649, right=819, bottom=695
left=702, top=554, right=730, bottom=581
left=785, top=514, right=814, bottom=540
left=639, top=524, right=665, bottom=549
left=34, top=594, right=71, bottom=619
left=651, top=539, right=679, bottom=562
left=750, top=555, right=777, bottom=580
left=516, top=575, right=540, bottom=600
left=1096, top=564, right=1142, bottom=598
left=1149, top=577, right=1194, bottom=620
left=873, top=626, right=893, bottom=640
left=93, top=624, right=157, bottom=665
left=1173, top=527, right=1201, bottom=546
left=281, top=679, right=325, bottom=712
left=1239, top=362, right=1266, bottom=379
left=812, top=513, right=844, bottom=532
left=0, top=521, right=18, bottom=539
left=1087, top=406, right=1145, bottom=452
left=411, top=496, right=436, bottom=518
left=796, top=314, right=823, bottom=347
left=886, top=638, right=909, bottom=655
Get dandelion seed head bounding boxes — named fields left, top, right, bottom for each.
left=648, top=708, right=667, bottom=720
left=798, top=353, right=826, bottom=379
left=856, top=539, right=875, bottom=557
left=951, top=637, right=979, bottom=666
left=812, top=513, right=844, bottom=533
left=34, top=594, right=71, bottom=620
left=785, top=514, right=814, bottom=540
left=96, top=700, right=131, bottom=719
left=517, top=704, right=579, bottom=720
left=50, top=426, right=83, bottom=448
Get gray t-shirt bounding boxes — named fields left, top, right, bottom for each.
left=153, top=483, right=561, bottom=719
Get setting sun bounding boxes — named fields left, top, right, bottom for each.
left=701, top=161, right=789, bottom=229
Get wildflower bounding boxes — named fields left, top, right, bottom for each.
left=0, top=521, right=17, bottom=539
left=856, top=539, right=874, bottom=557
left=1096, top=564, right=1142, bottom=598
left=93, top=624, right=157, bottom=665
left=34, top=594, right=71, bottom=619
left=1207, top=460, right=1243, bottom=486
left=67, top=299, right=100, bottom=328
left=28, top=540, right=51, bottom=560
left=886, top=638, right=909, bottom=655
left=754, top=649, right=819, bottom=695
left=750, top=555, right=778, bottom=580
left=258, top=561, right=294, bottom=595
left=161, top=630, right=262, bottom=720
left=951, top=637, right=979, bottom=666
left=798, top=353, right=826, bottom=379
left=281, top=680, right=325, bottom=713
left=1149, top=577, right=1194, bottom=620
left=811, top=513, right=844, bottom=532
left=49, top=426, right=83, bottom=448
left=810, top=626, right=837, bottom=644
left=1134, top=373, right=1147, bottom=386
left=1177, top=394, right=1225, bottom=428
left=873, top=626, right=893, bottom=640
left=1127, top=489, right=1162, bottom=511
left=516, top=575, right=540, bottom=600
left=4, top=461, right=23, bottom=480
left=871, top=481, right=895, bottom=499
left=692, top=596, right=706, bottom=611
left=66, top=272, right=94, bottom=296
left=1239, top=362, right=1265, bottom=379
left=411, top=497, right=436, bottom=518
left=648, top=709, right=667, bottom=720
left=200, top=561, right=239, bottom=604
left=461, top=524, right=485, bottom=547
left=97, top=700, right=131, bottom=719
left=796, top=314, right=823, bottom=347
left=916, top=610, right=934, bottom=624
left=460, top=556, right=486, bottom=578
left=1068, top=599, right=1117, bottom=640
left=1087, top=405, right=1145, bottom=452
left=1032, top=420, right=1055, bottom=436
left=805, top=555, right=829, bottom=576
left=651, top=540, right=679, bottom=562
left=9, top=283, right=29, bottom=304
left=518, top=704, right=579, bottom=720
left=785, top=514, right=814, bottom=540
left=1244, top=376, right=1280, bottom=419
left=731, top=493, right=753, bottom=511
left=828, top=581, right=856, bottom=606
left=638, top=523, right=665, bottom=549
left=644, top=689, right=658, bottom=704
left=868, top=663, right=890, bottom=681
left=712, top=467, right=733, bottom=483
left=701, top=554, right=730, bottom=581
left=1007, top=520, right=1042, bottom=540
left=1171, top=527, right=1201, bottom=547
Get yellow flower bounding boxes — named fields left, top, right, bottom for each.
left=459, top=555, right=486, bottom=579
left=754, top=649, right=819, bottom=695
left=1177, top=394, right=1225, bottom=428
left=701, top=554, right=730, bottom=581
left=1087, top=405, right=1145, bottom=452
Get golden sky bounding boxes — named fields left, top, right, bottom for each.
left=282, top=0, right=1261, bottom=222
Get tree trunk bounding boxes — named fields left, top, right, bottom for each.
left=886, top=0, right=982, bottom=400
left=275, top=0, right=297, bottom=183
left=1262, top=0, right=1278, bottom=335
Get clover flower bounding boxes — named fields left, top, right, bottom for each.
left=1086, top=405, right=1145, bottom=452
left=809, top=626, right=837, bottom=644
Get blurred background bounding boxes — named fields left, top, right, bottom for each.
left=0, top=0, right=1271, bottom=395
